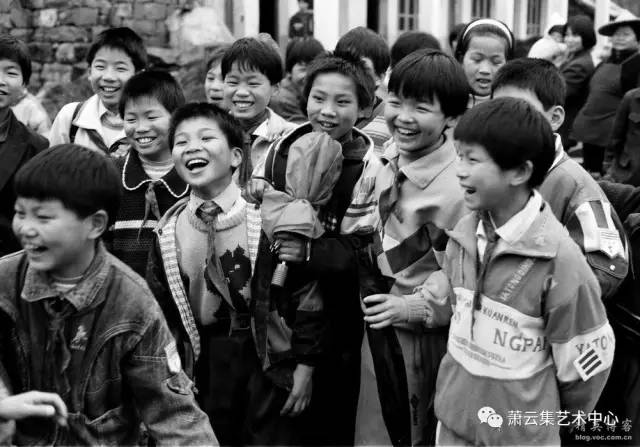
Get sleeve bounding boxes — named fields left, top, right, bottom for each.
left=605, top=91, right=631, bottom=162
left=546, top=263, right=614, bottom=415
left=47, top=102, right=76, bottom=146
left=562, top=60, right=591, bottom=100
left=598, top=180, right=640, bottom=221
left=565, top=199, right=629, bottom=300
left=292, top=279, right=325, bottom=366
left=124, top=307, right=218, bottom=446
left=406, top=269, right=453, bottom=327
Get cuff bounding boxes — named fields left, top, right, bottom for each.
left=405, top=292, right=428, bottom=324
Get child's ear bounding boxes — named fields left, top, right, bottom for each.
left=548, top=105, right=565, bottom=132
left=86, top=210, right=109, bottom=240
left=230, top=146, right=243, bottom=169
left=271, top=83, right=280, bottom=98
left=510, top=160, right=534, bottom=187
left=444, top=115, right=458, bottom=130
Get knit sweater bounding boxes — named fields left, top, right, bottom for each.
left=108, top=150, right=189, bottom=276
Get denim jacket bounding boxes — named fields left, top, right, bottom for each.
left=0, top=246, right=217, bottom=446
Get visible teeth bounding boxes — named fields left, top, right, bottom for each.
left=319, top=121, right=336, bottom=128
left=396, top=128, right=417, bottom=135
left=234, top=101, right=252, bottom=108
left=186, top=158, right=209, bottom=170
left=23, top=243, right=44, bottom=251
left=102, top=87, right=117, bottom=92
left=137, top=137, right=154, bottom=144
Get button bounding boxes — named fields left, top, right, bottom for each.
left=610, top=265, right=616, bottom=271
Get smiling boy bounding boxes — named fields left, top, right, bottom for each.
left=0, top=34, right=48, bottom=257
left=0, top=144, right=216, bottom=445
left=49, top=28, right=146, bottom=157
left=422, top=98, right=614, bottom=446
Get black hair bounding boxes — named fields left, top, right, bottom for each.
left=118, top=70, right=186, bottom=117
left=168, top=102, right=244, bottom=150
left=388, top=49, right=469, bottom=118
left=206, top=44, right=231, bottom=71
left=302, top=53, right=375, bottom=110
left=335, top=26, right=390, bottom=78
left=390, top=31, right=441, bottom=68
left=86, top=27, right=148, bottom=71
left=14, top=144, right=122, bottom=227
left=0, top=34, right=31, bottom=84
left=285, top=37, right=325, bottom=73
left=492, top=58, right=566, bottom=109
left=449, top=22, right=467, bottom=51
left=454, top=97, right=555, bottom=188
left=221, top=37, right=283, bottom=85
left=564, top=15, right=596, bottom=51
left=455, top=19, right=515, bottom=62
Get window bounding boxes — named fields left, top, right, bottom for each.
left=472, top=0, right=492, bottom=18
left=526, top=0, right=543, bottom=36
left=398, top=0, right=418, bottom=32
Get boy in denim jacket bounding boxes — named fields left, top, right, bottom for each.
left=0, top=144, right=216, bottom=445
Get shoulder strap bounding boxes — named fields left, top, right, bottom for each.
left=68, top=101, right=84, bottom=143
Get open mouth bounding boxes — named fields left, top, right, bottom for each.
left=100, top=86, right=119, bottom=94
left=233, top=100, right=254, bottom=110
left=185, top=158, right=209, bottom=171
left=317, top=120, right=338, bottom=131
left=475, top=79, right=491, bottom=88
left=461, top=185, right=477, bottom=196
left=23, top=242, right=47, bottom=254
left=395, top=127, right=419, bottom=137
left=135, top=136, right=156, bottom=146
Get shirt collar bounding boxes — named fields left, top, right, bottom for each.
left=122, top=150, right=189, bottom=198
left=188, top=180, right=240, bottom=215
left=382, top=136, right=456, bottom=189
left=476, top=190, right=543, bottom=246
left=549, top=133, right=565, bottom=171
left=21, top=242, right=111, bottom=311
left=73, top=94, right=104, bottom=131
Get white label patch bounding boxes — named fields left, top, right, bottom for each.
left=164, top=341, right=182, bottom=374
left=574, top=346, right=604, bottom=381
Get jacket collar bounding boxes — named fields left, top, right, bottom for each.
left=121, top=150, right=189, bottom=198
left=253, top=108, right=295, bottom=143
left=448, top=200, right=559, bottom=260
left=21, top=242, right=111, bottom=311
left=72, top=94, right=107, bottom=131
left=381, top=136, right=456, bottom=189
left=0, top=110, right=34, bottom=191
left=547, top=133, right=567, bottom=173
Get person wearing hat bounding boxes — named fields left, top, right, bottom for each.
left=572, top=10, right=640, bottom=175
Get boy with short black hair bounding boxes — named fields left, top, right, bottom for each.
left=492, top=57, right=628, bottom=300
left=340, top=49, right=470, bottom=446
left=270, top=37, right=325, bottom=123
left=335, top=26, right=391, bottom=155
left=425, top=97, right=613, bottom=446
left=390, top=31, right=441, bottom=68
left=108, top=70, right=188, bottom=276
left=0, top=144, right=216, bottom=445
left=49, top=27, right=147, bottom=157
left=221, top=37, right=294, bottom=180
left=0, top=34, right=48, bottom=257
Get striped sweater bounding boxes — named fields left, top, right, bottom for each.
left=108, top=150, right=188, bottom=276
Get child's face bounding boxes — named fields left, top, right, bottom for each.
left=564, top=27, right=583, bottom=53
left=307, top=72, right=362, bottom=141
left=290, top=62, right=309, bottom=92
left=205, top=62, right=225, bottom=107
left=172, top=117, right=242, bottom=198
left=462, top=35, right=507, bottom=97
left=123, top=96, right=172, bottom=162
left=385, top=93, right=453, bottom=156
left=0, top=59, right=24, bottom=110
left=13, top=198, right=98, bottom=278
left=223, top=63, right=277, bottom=120
left=88, top=46, right=136, bottom=112
left=455, top=141, right=514, bottom=214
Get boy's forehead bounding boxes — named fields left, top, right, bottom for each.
left=93, top=45, right=134, bottom=64
left=0, top=58, right=21, bottom=70
left=492, top=86, right=544, bottom=112
left=124, top=95, right=169, bottom=113
left=16, top=196, right=67, bottom=210
left=175, top=116, right=223, bottom=133
left=227, top=61, right=270, bottom=79
left=312, top=71, right=357, bottom=93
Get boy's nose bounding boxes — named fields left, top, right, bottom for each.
left=320, top=104, right=336, bottom=117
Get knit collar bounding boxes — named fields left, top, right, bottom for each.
left=121, top=150, right=189, bottom=198
left=21, top=242, right=111, bottom=312
left=186, top=182, right=246, bottom=231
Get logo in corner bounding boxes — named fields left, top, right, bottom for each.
left=478, top=406, right=504, bottom=429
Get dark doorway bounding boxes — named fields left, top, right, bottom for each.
left=367, top=0, right=380, bottom=32
left=259, top=0, right=278, bottom=39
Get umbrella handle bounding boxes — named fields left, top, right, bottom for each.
left=271, top=261, right=288, bottom=287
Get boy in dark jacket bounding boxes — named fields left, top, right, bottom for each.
left=0, top=34, right=48, bottom=256
left=0, top=144, right=216, bottom=445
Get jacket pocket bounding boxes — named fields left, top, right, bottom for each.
left=165, top=370, right=194, bottom=395
left=66, top=406, right=138, bottom=445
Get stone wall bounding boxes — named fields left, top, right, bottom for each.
left=0, top=0, right=192, bottom=91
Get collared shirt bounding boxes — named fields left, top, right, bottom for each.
left=549, top=133, right=565, bottom=172
left=476, top=190, right=543, bottom=261
left=21, top=242, right=111, bottom=311
left=187, top=181, right=240, bottom=218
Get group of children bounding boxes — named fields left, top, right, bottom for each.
left=0, top=14, right=634, bottom=447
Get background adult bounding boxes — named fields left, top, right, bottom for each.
left=558, top=15, right=596, bottom=150
left=573, top=11, right=640, bottom=175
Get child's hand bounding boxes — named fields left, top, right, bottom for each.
left=0, top=391, right=68, bottom=426
left=280, top=364, right=313, bottom=417
left=274, top=232, right=307, bottom=264
left=245, top=178, right=270, bottom=204
left=363, top=294, right=408, bottom=329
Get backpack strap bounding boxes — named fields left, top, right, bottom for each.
left=68, top=101, right=84, bottom=143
